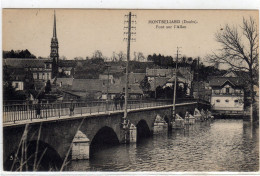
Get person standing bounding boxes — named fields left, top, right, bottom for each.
left=114, top=95, right=118, bottom=110
left=70, top=100, right=75, bottom=116
left=36, top=101, right=41, bottom=118
left=120, top=95, right=124, bottom=110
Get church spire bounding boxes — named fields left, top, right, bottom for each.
left=53, top=10, right=57, bottom=38
left=50, top=10, right=59, bottom=78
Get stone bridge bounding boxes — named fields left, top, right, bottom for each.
left=3, top=101, right=210, bottom=170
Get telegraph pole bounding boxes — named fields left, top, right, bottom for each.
left=123, top=12, right=136, bottom=133
left=197, top=57, right=200, bottom=101
left=106, top=65, right=111, bottom=111
left=173, top=47, right=181, bottom=121
left=154, top=69, right=157, bottom=99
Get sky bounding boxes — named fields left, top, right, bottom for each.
left=2, top=9, right=258, bottom=64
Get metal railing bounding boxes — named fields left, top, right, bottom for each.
left=3, top=99, right=173, bottom=124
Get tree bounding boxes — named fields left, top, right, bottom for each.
left=209, top=17, right=259, bottom=120
left=24, top=68, right=35, bottom=90
left=117, top=51, right=126, bottom=62
left=156, top=85, right=164, bottom=98
left=137, top=52, right=145, bottom=62
left=3, top=82, right=16, bottom=100
left=74, top=56, right=84, bottom=60
left=134, top=52, right=145, bottom=62
left=140, top=76, right=151, bottom=92
left=60, top=56, right=67, bottom=60
left=92, top=50, right=103, bottom=59
left=3, top=49, right=36, bottom=58
left=45, top=80, right=52, bottom=94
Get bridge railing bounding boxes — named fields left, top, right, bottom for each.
left=3, top=99, right=173, bottom=124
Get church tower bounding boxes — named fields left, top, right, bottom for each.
left=50, top=11, right=59, bottom=78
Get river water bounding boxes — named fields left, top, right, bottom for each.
left=68, top=119, right=259, bottom=172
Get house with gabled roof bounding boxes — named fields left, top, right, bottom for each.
left=209, top=71, right=246, bottom=113
left=101, top=73, right=145, bottom=100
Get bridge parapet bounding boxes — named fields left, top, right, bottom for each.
left=3, top=99, right=172, bottom=124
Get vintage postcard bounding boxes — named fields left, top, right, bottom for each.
left=2, top=9, right=259, bottom=173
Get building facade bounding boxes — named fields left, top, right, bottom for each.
left=209, top=71, right=245, bottom=112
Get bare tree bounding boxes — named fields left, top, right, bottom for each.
left=137, top=52, right=145, bottom=62
left=117, top=51, right=126, bottom=61
left=92, top=50, right=103, bottom=59
left=209, top=17, right=259, bottom=120
left=134, top=52, right=137, bottom=61
left=60, top=55, right=67, bottom=60
left=134, top=52, right=145, bottom=62
left=74, top=56, right=84, bottom=60
left=112, top=52, right=117, bottom=62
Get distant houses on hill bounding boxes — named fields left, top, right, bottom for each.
left=3, top=57, right=201, bottom=102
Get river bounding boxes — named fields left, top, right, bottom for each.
left=68, top=119, right=259, bottom=172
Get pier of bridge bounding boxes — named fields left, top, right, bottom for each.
left=3, top=99, right=210, bottom=171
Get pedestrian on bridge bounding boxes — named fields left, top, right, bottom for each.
left=70, top=100, right=75, bottom=116
left=36, top=101, right=41, bottom=118
left=120, top=95, right=124, bottom=110
left=114, top=95, right=118, bottom=110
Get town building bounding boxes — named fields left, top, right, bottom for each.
left=99, top=74, right=114, bottom=84
left=209, top=71, right=245, bottom=113
left=58, top=60, right=76, bottom=77
left=100, top=73, right=145, bottom=100
left=3, top=59, right=53, bottom=91
left=56, top=77, right=74, bottom=88
left=146, top=68, right=193, bottom=96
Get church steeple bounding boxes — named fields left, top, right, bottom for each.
left=53, top=11, right=57, bottom=38
left=50, top=10, right=59, bottom=78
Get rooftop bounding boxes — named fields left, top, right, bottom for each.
left=72, top=79, right=105, bottom=92
left=3, top=58, right=51, bottom=68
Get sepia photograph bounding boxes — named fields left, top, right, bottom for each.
left=2, top=9, right=259, bottom=173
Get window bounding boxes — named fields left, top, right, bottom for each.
left=15, top=83, right=19, bottom=88
left=216, top=99, right=220, bottom=103
left=225, top=99, right=229, bottom=103
left=226, top=88, right=230, bottom=94
left=234, top=100, right=239, bottom=103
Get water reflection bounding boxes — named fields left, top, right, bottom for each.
left=68, top=119, right=259, bottom=172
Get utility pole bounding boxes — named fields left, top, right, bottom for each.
left=154, top=69, right=157, bottom=99
left=173, top=47, right=181, bottom=121
left=197, top=57, right=200, bottom=101
left=105, top=65, right=111, bottom=112
left=123, top=12, right=136, bottom=133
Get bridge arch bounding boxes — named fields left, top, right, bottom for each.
left=136, top=119, right=151, bottom=142
left=4, top=140, right=62, bottom=171
left=90, top=126, right=119, bottom=157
